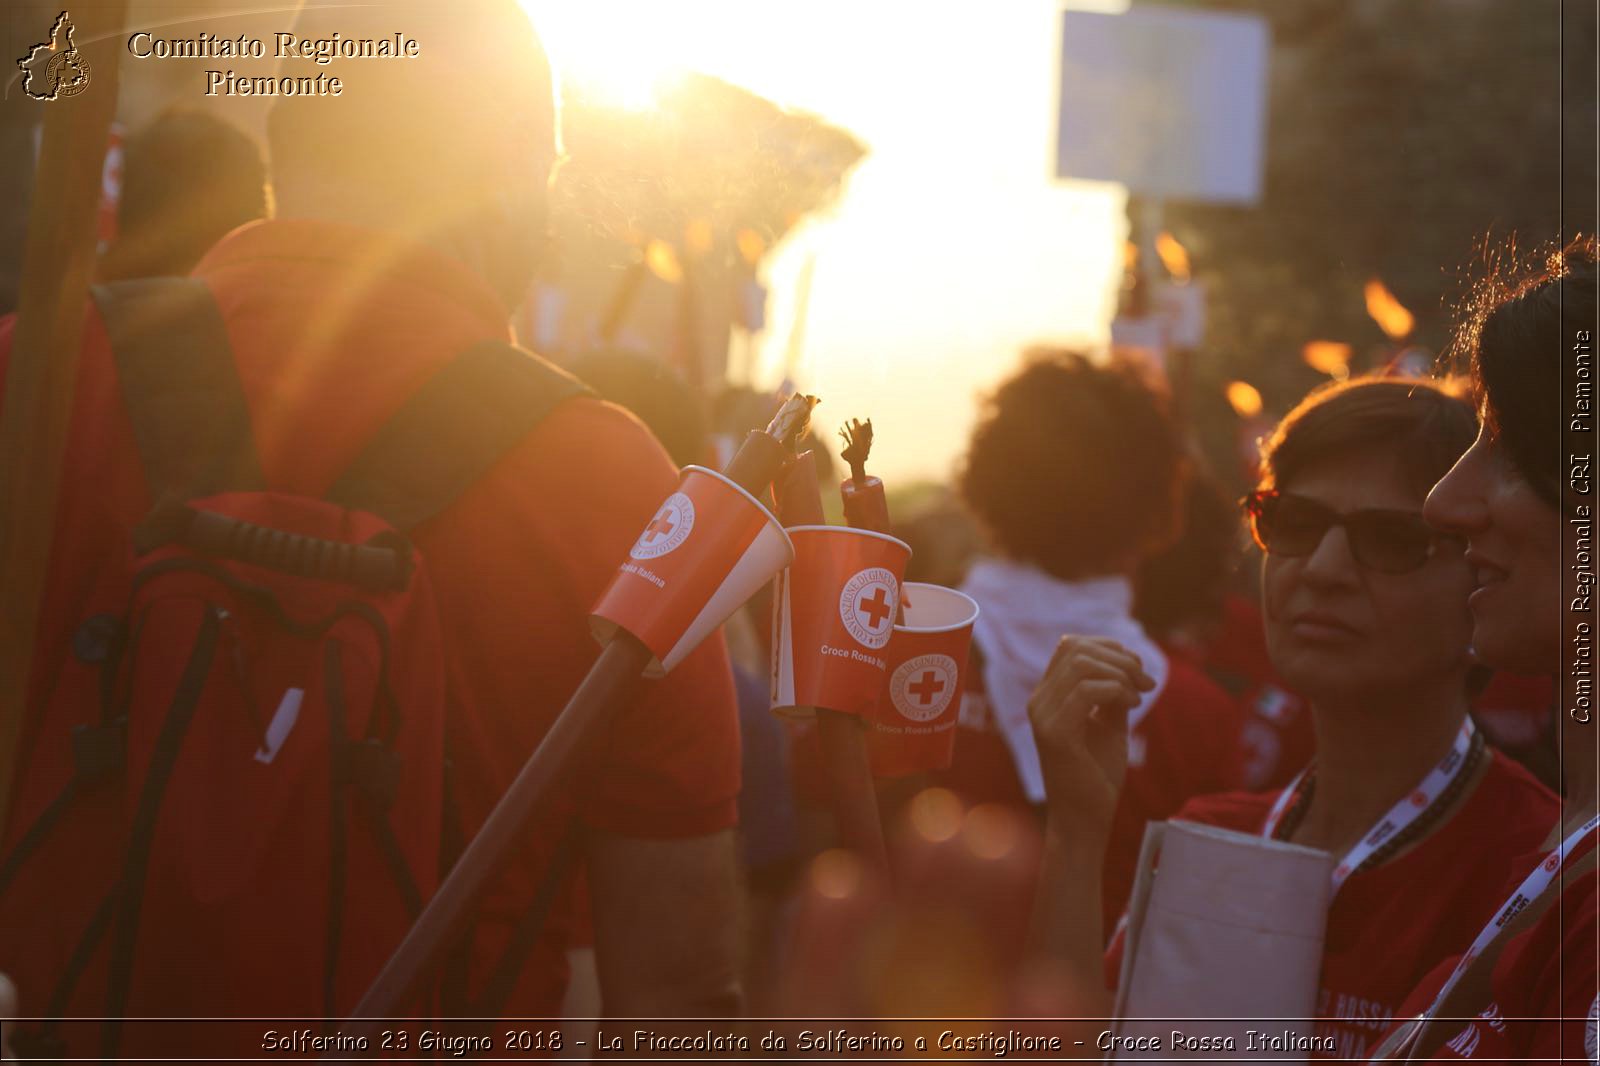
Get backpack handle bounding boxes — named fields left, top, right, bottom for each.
left=134, top=501, right=412, bottom=592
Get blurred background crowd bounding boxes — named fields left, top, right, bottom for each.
left=1, top=0, right=1595, bottom=1048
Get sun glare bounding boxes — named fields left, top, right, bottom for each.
left=519, top=0, right=815, bottom=112
left=519, top=1, right=683, bottom=109
left=516, top=0, right=1133, bottom=484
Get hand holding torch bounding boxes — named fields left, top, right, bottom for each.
left=349, top=393, right=818, bottom=1023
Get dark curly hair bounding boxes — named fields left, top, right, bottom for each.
left=1451, top=235, right=1598, bottom=512
left=1258, top=375, right=1477, bottom=498
left=958, top=350, right=1184, bottom=580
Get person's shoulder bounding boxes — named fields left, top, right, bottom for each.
left=1434, top=748, right=1563, bottom=892
left=510, top=391, right=681, bottom=497
left=1172, top=787, right=1277, bottom=833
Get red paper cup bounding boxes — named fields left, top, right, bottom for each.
left=771, top=526, right=912, bottom=719
left=867, top=582, right=979, bottom=777
left=592, top=466, right=794, bottom=678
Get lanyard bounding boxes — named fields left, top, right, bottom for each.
left=1377, top=812, right=1600, bottom=1062
left=1424, top=812, right=1600, bottom=1016
left=1108, top=718, right=1479, bottom=952
left=1262, top=717, right=1478, bottom=895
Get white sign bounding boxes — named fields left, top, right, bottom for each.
left=1056, top=6, right=1269, bottom=203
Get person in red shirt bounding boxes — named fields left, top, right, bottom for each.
left=1135, top=475, right=1315, bottom=793
left=1374, top=237, right=1599, bottom=1062
left=0, top=0, right=741, bottom=1045
left=941, top=351, right=1247, bottom=932
left=1026, top=375, right=1559, bottom=1053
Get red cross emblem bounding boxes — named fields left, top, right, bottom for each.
left=630, top=491, right=694, bottom=560
left=857, top=587, right=893, bottom=629
left=889, top=653, right=959, bottom=722
left=908, top=670, right=946, bottom=705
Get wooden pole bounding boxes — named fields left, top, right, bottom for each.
left=346, top=398, right=816, bottom=1028
left=776, top=453, right=891, bottom=878
left=348, top=633, right=651, bottom=1026
left=0, top=4, right=127, bottom=831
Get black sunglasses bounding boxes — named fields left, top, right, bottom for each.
left=1242, top=490, right=1461, bottom=575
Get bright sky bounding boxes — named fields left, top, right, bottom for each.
left=522, top=0, right=1133, bottom=485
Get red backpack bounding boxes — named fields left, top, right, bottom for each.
left=0, top=278, right=588, bottom=1058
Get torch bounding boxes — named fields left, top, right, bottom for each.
left=773, top=442, right=890, bottom=877
left=349, top=393, right=818, bottom=1022
left=0, top=4, right=129, bottom=833
left=838, top=418, right=891, bottom=535
left=836, top=422, right=980, bottom=801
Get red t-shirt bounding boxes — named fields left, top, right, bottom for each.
left=1105, top=752, right=1559, bottom=1060
left=1387, top=831, right=1598, bottom=1062
left=1471, top=671, right=1556, bottom=751
left=0, top=220, right=740, bottom=1021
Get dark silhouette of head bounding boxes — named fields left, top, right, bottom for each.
left=959, top=350, right=1185, bottom=581
left=266, top=0, right=558, bottom=309
left=99, top=108, right=268, bottom=281
left=1454, top=236, right=1598, bottom=512
left=568, top=347, right=710, bottom=468
left=1134, top=470, right=1240, bottom=641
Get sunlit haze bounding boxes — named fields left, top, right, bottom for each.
left=522, top=0, right=1133, bottom=485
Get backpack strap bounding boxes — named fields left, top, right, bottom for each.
left=326, top=340, right=592, bottom=532
left=91, top=278, right=264, bottom=499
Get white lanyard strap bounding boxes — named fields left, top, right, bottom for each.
left=1261, top=718, right=1478, bottom=895
left=1418, top=812, right=1600, bottom=1021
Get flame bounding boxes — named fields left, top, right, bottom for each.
left=735, top=227, right=766, bottom=266
left=644, top=239, right=683, bottom=283
left=1155, top=231, right=1192, bottom=284
left=1226, top=381, right=1264, bottom=418
left=1303, top=340, right=1353, bottom=379
left=1365, top=279, right=1414, bottom=340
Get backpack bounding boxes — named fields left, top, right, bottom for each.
left=0, top=278, right=588, bottom=1058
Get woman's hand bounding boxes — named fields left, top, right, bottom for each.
left=1028, top=635, right=1154, bottom=834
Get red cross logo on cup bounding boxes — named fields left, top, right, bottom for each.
left=838, top=567, right=898, bottom=649
left=630, top=492, right=694, bottom=560
left=890, top=653, right=958, bottom=722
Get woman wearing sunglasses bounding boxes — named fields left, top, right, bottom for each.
left=1027, top=376, right=1558, bottom=1057
left=1367, top=240, right=1599, bottom=1062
